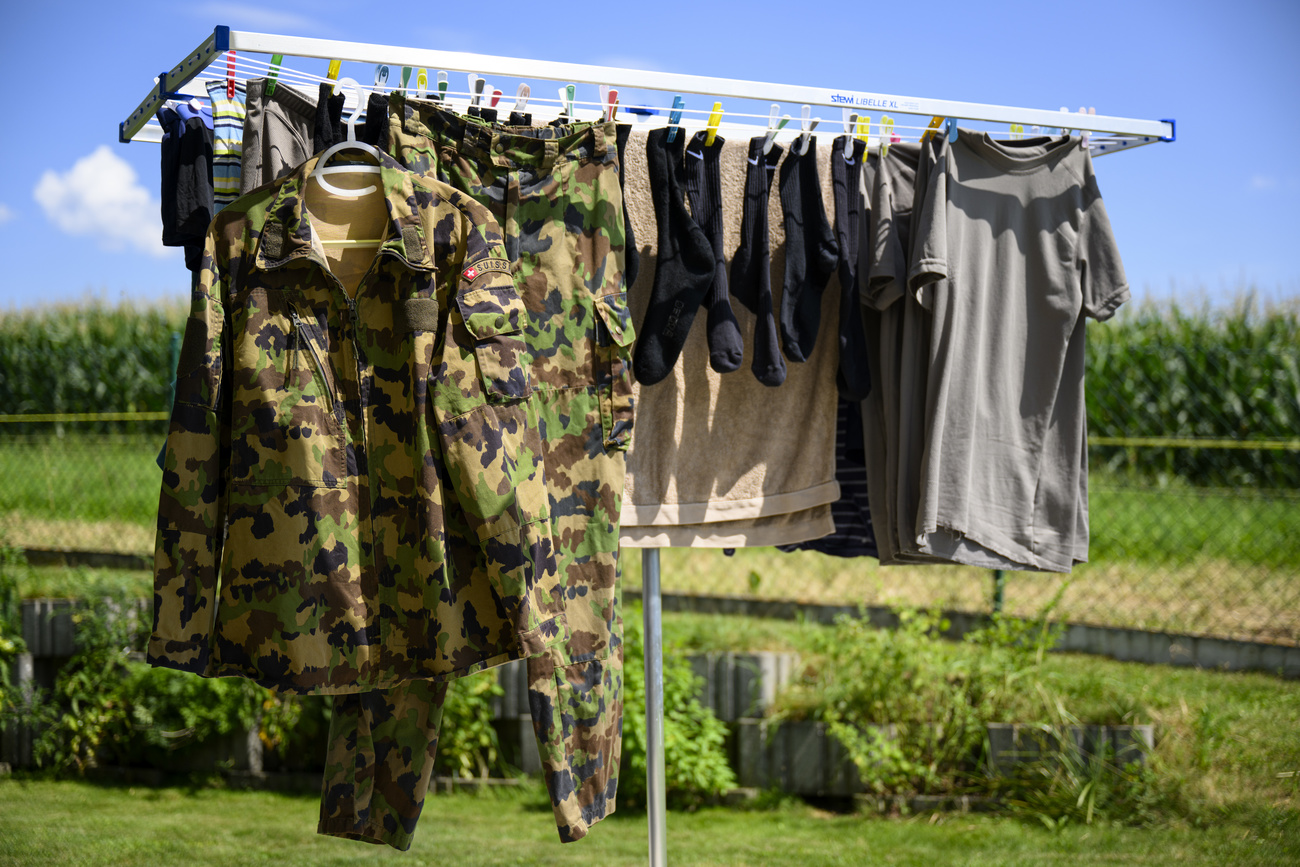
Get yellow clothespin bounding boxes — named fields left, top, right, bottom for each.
left=855, top=115, right=871, bottom=145
left=415, top=69, right=429, bottom=99
left=327, top=59, right=342, bottom=94
left=705, top=102, right=724, bottom=146
left=880, top=115, right=895, bottom=158
left=920, top=115, right=945, bottom=143
left=1010, top=123, right=1024, bottom=140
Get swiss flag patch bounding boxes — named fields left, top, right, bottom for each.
left=462, top=266, right=479, bottom=281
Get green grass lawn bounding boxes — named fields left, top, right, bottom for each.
left=3, top=432, right=1299, bottom=642
left=0, top=778, right=1295, bottom=867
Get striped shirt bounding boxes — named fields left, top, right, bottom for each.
left=205, top=79, right=246, bottom=211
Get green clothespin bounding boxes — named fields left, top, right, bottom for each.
left=265, top=54, right=284, bottom=96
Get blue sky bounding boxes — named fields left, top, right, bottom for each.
left=1, top=0, right=1297, bottom=311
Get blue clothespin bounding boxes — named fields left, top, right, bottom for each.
left=947, top=118, right=960, bottom=142
left=666, top=94, right=685, bottom=142
left=374, top=65, right=390, bottom=89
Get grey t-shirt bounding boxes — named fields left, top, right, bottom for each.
left=908, top=130, right=1129, bottom=572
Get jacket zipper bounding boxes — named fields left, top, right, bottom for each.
left=290, top=309, right=341, bottom=421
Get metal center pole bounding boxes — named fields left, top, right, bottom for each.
left=641, top=548, right=667, bottom=867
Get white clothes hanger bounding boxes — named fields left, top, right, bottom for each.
left=308, top=76, right=387, bottom=248
left=310, top=77, right=383, bottom=199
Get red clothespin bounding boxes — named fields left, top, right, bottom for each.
left=226, top=51, right=236, bottom=99
left=606, top=88, right=620, bottom=122
left=491, top=89, right=502, bottom=108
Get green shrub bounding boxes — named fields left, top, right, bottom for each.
left=435, top=670, right=506, bottom=779
left=0, top=541, right=30, bottom=725
left=620, top=600, right=736, bottom=809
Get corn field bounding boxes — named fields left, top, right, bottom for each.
left=2, top=296, right=1298, bottom=647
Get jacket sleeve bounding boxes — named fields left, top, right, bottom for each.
left=148, top=231, right=228, bottom=675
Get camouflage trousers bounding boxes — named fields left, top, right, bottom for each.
left=318, top=96, right=634, bottom=849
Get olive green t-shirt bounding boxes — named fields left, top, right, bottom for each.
left=907, top=130, right=1129, bottom=572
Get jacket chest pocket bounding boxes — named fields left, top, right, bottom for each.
left=230, top=287, right=347, bottom=488
left=455, top=285, right=531, bottom=401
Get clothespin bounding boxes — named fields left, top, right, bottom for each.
left=1031, top=125, right=1041, bottom=136
left=468, top=75, right=486, bottom=116
left=920, top=115, right=945, bottom=143
left=415, top=69, right=428, bottom=99
left=599, top=85, right=617, bottom=122
left=265, top=54, right=284, bottom=96
left=1059, top=107, right=1071, bottom=136
left=855, top=115, right=871, bottom=146
left=666, top=94, right=685, bottom=142
left=436, top=71, right=448, bottom=102
left=1010, top=123, right=1024, bottom=140
left=327, top=59, right=341, bottom=94
left=558, top=84, right=576, bottom=119
left=796, top=105, right=820, bottom=155
left=226, top=51, right=237, bottom=99
left=401, top=67, right=412, bottom=94
left=491, top=89, right=502, bottom=109
left=880, top=115, right=895, bottom=158
left=374, top=65, right=390, bottom=89
left=1078, top=106, right=1095, bottom=147
left=513, top=83, right=530, bottom=113
left=762, top=104, right=789, bottom=155
left=705, top=102, right=723, bottom=146
left=947, top=118, right=959, bottom=143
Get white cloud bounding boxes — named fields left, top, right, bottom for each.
left=0, top=203, right=12, bottom=225
left=33, top=146, right=170, bottom=258
left=1250, top=174, right=1279, bottom=191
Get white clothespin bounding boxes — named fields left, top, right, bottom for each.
left=762, top=104, right=789, bottom=155
left=1079, top=106, right=1095, bottom=147
left=796, top=105, right=819, bottom=155
left=513, top=84, right=530, bottom=113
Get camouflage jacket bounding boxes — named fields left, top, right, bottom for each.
left=148, top=152, right=567, bottom=694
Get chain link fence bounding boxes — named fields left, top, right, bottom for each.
left=2, top=304, right=1298, bottom=649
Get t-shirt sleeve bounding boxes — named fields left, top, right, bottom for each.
left=1078, top=156, right=1130, bottom=321
left=906, top=141, right=949, bottom=310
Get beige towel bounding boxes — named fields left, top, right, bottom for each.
left=619, top=504, right=834, bottom=549
left=620, top=130, right=841, bottom=547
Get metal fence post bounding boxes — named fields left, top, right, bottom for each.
left=642, top=548, right=667, bottom=867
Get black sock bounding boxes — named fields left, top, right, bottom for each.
left=508, top=110, right=533, bottom=126
left=361, top=92, right=389, bottom=149
left=729, top=137, right=786, bottom=387
left=832, top=135, right=871, bottom=400
left=632, top=126, right=716, bottom=386
left=313, top=83, right=346, bottom=151
left=685, top=131, right=743, bottom=373
left=615, top=123, right=640, bottom=291
left=778, top=137, right=840, bottom=363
